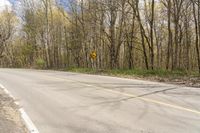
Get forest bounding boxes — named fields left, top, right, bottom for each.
left=0, top=0, right=200, bottom=74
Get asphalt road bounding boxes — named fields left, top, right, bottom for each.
left=0, top=68, right=199, bottom=133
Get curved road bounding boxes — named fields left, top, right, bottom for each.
left=0, top=69, right=199, bottom=133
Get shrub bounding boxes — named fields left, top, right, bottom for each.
left=35, top=58, right=46, bottom=69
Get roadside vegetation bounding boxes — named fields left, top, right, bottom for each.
left=64, top=67, right=200, bottom=87
left=65, top=68, right=197, bottom=77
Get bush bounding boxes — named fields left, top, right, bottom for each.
left=35, top=58, right=46, bottom=69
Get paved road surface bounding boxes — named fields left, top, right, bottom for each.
left=0, top=68, right=199, bottom=133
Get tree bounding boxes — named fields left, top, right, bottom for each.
left=0, top=10, right=16, bottom=64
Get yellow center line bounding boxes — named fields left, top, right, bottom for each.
left=103, top=88, right=200, bottom=115
left=43, top=75, right=200, bottom=115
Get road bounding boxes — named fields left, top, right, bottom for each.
left=0, top=68, right=199, bottom=133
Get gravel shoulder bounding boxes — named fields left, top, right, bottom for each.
left=0, top=88, right=27, bottom=133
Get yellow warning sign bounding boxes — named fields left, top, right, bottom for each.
left=90, top=51, right=97, bottom=59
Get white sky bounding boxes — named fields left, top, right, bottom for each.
left=0, top=0, right=12, bottom=12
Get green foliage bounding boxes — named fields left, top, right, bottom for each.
left=35, top=58, right=46, bottom=69
left=108, top=69, right=189, bottom=77
left=64, top=68, right=197, bottom=78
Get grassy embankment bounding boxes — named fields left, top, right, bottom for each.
left=64, top=67, right=198, bottom=77
left=63, top=68, right=200, bottom=87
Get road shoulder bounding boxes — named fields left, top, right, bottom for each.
left=0, top=87, right=28, bottom=133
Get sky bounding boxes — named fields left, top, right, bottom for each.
left=0, top=0, right=70, bottom=12
left=0, top=0, right=12, bottom=12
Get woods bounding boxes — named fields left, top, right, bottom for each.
left=0, top=0, right=200, bottom=73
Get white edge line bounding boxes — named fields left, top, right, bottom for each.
left=0, top=83, right=39, bottom=133
left=19, top=108, right=39, bottom=133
